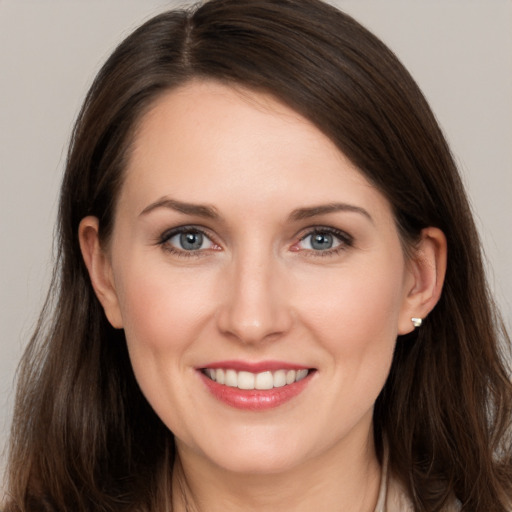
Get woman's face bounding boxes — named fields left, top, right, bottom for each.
left=89, top=81, right=421, bottom=474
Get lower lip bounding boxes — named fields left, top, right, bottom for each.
left=199, top=371, right=313, bottom=410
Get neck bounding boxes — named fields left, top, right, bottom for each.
left=171, top=429, right=381, bottom=512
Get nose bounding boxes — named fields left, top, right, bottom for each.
left=216, top=251, right=293, bottom=345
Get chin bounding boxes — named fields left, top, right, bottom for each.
left=186, top=425, right=321, bottom=476
left=210, top=447, right=305, bottom=476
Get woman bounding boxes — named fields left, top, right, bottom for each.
left=3, top=0, right=511, bottom=510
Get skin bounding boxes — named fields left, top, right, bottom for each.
left=80, top=80, right=446, bottom=512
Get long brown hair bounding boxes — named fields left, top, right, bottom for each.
left=4, top=0, right=511, bottom=510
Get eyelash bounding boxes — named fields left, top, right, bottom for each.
left=295, top=226, right=354, bottom=257
left=157, top=225, right=354, bottom=258
left=157, top=226, right=219, bottom=258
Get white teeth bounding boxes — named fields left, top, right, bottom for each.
left=286, top=370, right=296, bottom=385
left=254, top=371, right=273, bottom=390
left=296, top=369, right=308, bottom=382
left=225, top=369, right=238, bottom=387
left=237, top=371, right=255, bottom=390
left=204, top=368, right=310, bottom=389
left=273, top=370, right=287, bottom=388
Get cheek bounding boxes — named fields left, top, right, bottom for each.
left=112, top=264, right=219, bottom=436
left=114, top=263, right=216, bottom=362
left=299, top=256, right=405, bottom=373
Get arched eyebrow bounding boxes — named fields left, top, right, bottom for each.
left=289, top=203, right=373, bottom=223
left=139, top=198, right=372, bottom=224
left=139, top=197, right=220, bottom=219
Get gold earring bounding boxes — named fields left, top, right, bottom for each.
left=411, top=317, right=423, bottom=328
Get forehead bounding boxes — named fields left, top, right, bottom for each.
left=120, top=80, right=392, bottom=223
left=130, top=80, right=345, bottom=171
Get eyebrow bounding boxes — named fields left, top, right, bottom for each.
left=139, top=197, right=372, bottom=224
left=139, top=197, right=220, bottom=219
left=289, top=203, right=373, bottom=223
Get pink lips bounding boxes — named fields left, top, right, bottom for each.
left=198, top=360, right=314, bottom=411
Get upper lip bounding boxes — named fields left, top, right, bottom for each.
left=198, top=360, right=312, bottom=373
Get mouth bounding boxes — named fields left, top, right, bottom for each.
left=198, top=363, right=316, bottom=410
left=201, top=368, right=311, bottom=390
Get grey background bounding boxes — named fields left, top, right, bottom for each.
left=1, top=0, right=511, bottom=482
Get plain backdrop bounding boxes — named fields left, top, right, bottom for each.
left=1, top=0, right=511, bottom=480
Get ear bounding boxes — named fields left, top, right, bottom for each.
left=78, top=216, right=124, bottom=329
left=398, top=227, right=447, bottom=335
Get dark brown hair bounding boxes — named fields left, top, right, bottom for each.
left=4, top=0, right=511, bottom=510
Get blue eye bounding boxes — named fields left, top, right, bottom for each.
left=161, top=228, right=216, bottom=253
left=309, top=232, right=336, bottom=250
left=177, top=231, right=205, bottom=250
left=298, top=229, right=351, bottom=253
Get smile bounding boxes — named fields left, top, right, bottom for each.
left=198, top=363, right=315, bottom=410
left=202, top=368, right=310, bottom=390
